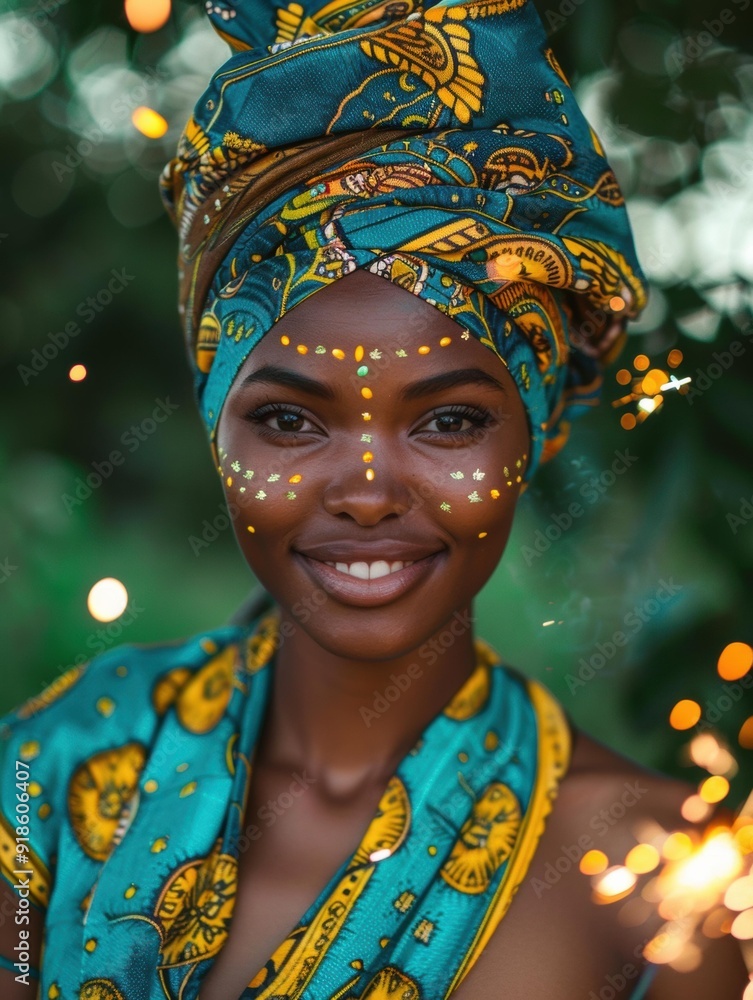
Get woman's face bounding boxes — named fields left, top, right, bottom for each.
left=216, top=269, right=530, bottom=660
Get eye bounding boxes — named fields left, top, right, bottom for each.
left=416, top=405, right=492, bottom=437
left=245, top=403, right=322, bottom=438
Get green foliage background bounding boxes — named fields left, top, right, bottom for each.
left=1, top=0, right=751, bottom=804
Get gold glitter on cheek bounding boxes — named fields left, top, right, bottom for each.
left=226, top=476, right=233, bottom=487
left=490, top=489, right=500, bottom=499
left=289, top=474, right=302, bottom=483
left=332, top=348, right=345, bottom=360
left=355, top=345, right=364, bottom=361
left=439, top=337, right=452, bottom=347
left=280, top=335, right=290, bottom=346
left=418, top=346, right=430, bottom=355
left=296, top=344, right=308, bottom=355
left=365, top=469, right=375, bottom=481
left=478, top=532, right=488, bottom=539
left=361, top=386, right=373, bottom=399
left=362, top=451, right=373, bottom=462
left=362, top=412, right=372, bottom=421
left=247, top=525, right=255, bottom=533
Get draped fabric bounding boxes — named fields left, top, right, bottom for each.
left=160, top=0, right=648, bottom=478
left=0, top=611, right=571, bottom=998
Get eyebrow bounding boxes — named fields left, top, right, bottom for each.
left=401, top=368, right=507, bottom=401
left=240, top=365, right=336, bottom=400
left=239, top=364, right=506, bottom=401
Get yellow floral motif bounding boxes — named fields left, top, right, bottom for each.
left=441, top=782, right=521, bottom=894
left=245, top=612, right=281, bottom=672
left=156, top=837, right=238, bottom=967
left=78, top=981, right=125, bottom=1000
left=350, top=776, right=411, bottom=867
left=360, top=10, right=485, bottom=124
left=68, top=743, right=147, bottom=861
left=223, top=131, right=267, bottom=154
left=562, top=237, right=648, bottom=313
left=275, top=0, right=419, bottom=44
left=360, top=965, right=422, bottom=998
left=444, top=663, right=490, bottom=720
left=489, top=282, right=567, bottom=373
left=175, top=646, right=236, bottom=734
left=17, top=664, right=85, bottom=720
left=151, top=667, right=192, bottom=715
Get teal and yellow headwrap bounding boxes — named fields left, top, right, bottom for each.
left=160, top=0, right=648, bottom=477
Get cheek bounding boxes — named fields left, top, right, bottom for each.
left=216, top=436, right=314, bottom=543
left=418, top=438, right=529, bottom=544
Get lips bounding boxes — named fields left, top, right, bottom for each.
left=294, top=546, right=445, bottom=608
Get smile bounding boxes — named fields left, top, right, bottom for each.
left=324, top=560, right=413, bottom=580
left=294, top=550, right=443, bottom=608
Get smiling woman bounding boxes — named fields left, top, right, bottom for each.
left=0, top=0, right=750, bottom=998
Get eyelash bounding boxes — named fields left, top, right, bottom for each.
left=244, top=403, right=493, bottom=443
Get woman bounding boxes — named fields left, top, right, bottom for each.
left=1, top=0, right=748, bottom=997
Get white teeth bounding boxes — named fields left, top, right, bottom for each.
left=324, top=560, right=416, bottom=579
left=370, top=560, right=391, bottom=579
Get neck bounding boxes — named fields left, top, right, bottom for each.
left=254, top=606, right=478, bottom=802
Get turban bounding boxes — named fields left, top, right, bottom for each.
left=160, top=0, right=647, bottom=478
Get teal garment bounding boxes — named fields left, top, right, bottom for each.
left=160, top=0, right=648, bottom=478
left=0, top=611, right=572, bottom=998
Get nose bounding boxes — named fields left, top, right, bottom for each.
left=321, top=454, right=415, bottom=525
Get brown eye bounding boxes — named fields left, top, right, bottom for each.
left=267, top=411, right=305, bottom=432
left=429, top=414, right=471, bottom=433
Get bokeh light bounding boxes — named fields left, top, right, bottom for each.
left=718, top=642, right=753, bottom=682
left=667, top=349, right=683, bottom=368
left=131, top=106, right=168, bottom=139
left=580, top=849, right=609, bottom=875
left=69, top=364, right=87, bottom=382
left=620, top=413, right=637, bottom=431
left=626, top=844, right=660, bottom=875
left=669, top=699, right=701, bottom=730
left=699, top=775, right=730, bottom=804
left=633, top=354, right=650, bottom=372
left=124, top=0, right=172, bottom=33
left=87, top=578, right=128, bottom=622
left=740, top=717, right=753, bottom=750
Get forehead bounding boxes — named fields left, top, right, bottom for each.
left=232, top=268, right=512, bottom=384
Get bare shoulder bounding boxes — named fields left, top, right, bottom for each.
left=451, top=728, right=749, bottom=1000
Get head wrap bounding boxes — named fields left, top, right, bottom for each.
left=160, top=0, right=647, bottom=477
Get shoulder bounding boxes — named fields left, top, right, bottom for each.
left=452, top=725, right=719, bottom=999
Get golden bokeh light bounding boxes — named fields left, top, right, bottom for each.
left=626, top=844, right=660, bottom=875
left=662, top=832, right=694, bottom=861
left=669, top=699, right=701, bottom=730
left=633, top=354, right=650, bottom=372
left=593, top=865, right=637, bottom=903
left=580, top=849, right=609, bottom=876
left=641, top=368, right=669, bottom=395
left=131, top=106, right=169, bottom=139
left=609, top=295, right=626, bottom=311
left=68, top=364, right=87, bottom=382
left=681, top=794, right=712, bottom=824
left=700, top=775, right=729, bottom=804
left=718, top=642, right=753, bottom=682
left=739, top=717, right=753, bottom=750
left=724, top=876, right=753, bottom=911
left=616, top=368, right=632, bottom=385
left=731, top=909, right=753, bottom=940
left=87, top=577, right=128, bottom=622
left=620, top=413, right=637, bottom=431
left=124, top=0, right=171, bottom=32
left=667, top=349, right=684, bottom=368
